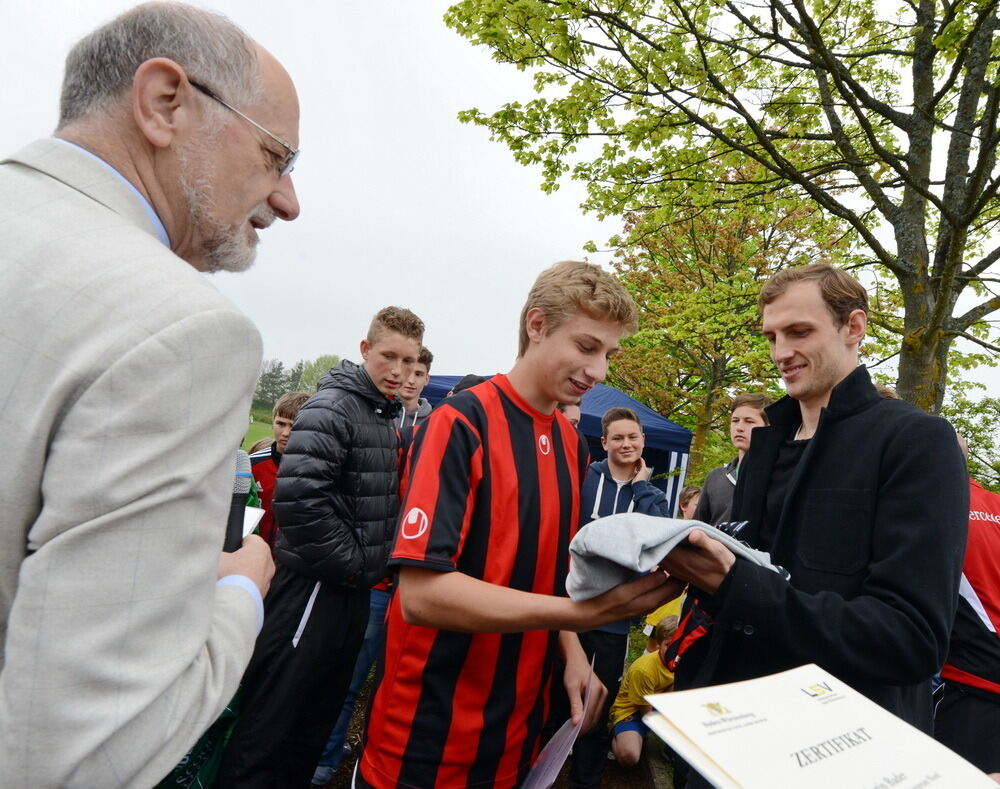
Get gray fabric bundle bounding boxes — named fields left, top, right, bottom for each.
left=566, top=512, right=781, bottom=601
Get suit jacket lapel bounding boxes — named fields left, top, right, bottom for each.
left=3, top=138, right=161, bottom=240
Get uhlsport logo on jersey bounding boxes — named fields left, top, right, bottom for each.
left=400, top=507, right=430, bottom=540
left=538, top=434, right=551, bottom=455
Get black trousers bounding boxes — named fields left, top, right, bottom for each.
left=217, top=565, right=370, bottom=788
left=568, top=629, right=629, bottom=789
left=934, top=681, right=1000, bottom=773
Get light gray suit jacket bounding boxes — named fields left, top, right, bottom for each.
left=0, top=139, right=263, bottom=787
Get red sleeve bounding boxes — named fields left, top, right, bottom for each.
left=389, top=405, right=483, bottom=572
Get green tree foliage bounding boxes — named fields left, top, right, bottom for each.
left=942, top=378, right=1000, bottom=490
left=253, top=358, right=286, bottom=409
left=252, top=354, right=340, bottom=409
left=300, top=354, right=341, bottom=392
left=607, top=188, right=847, bottom=478
left=446, top=0, right=1000, bottom=413
left=284, top=359, right=305, bottom=393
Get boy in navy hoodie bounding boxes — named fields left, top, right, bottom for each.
left=569, top=406, right=672, bottom=788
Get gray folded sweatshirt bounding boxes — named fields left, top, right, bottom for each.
left=566, top=512, right=782, bottom=601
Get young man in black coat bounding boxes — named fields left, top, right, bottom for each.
left=662, top=264, right=967, bottom=787
left=219, top=306, right=424, bottom=788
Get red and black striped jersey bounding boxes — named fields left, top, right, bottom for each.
left=360, top=374, right=588, bottom=789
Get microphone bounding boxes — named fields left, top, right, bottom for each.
left=224, top=449, right=253, bottom=552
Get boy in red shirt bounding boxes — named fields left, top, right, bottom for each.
left=250, top=390, right=309, bottom=550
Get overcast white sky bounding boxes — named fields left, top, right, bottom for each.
left=3, top=0, right=615, bottom=375
left=6, top=1, right=998, bottom=399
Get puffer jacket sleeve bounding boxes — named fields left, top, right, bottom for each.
left=272, top=394, right=364, bottom=584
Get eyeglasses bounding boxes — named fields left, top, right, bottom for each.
left=189, top=80, right=299, bottom=176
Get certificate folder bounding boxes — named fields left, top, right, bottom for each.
left=643, top=664, right=994, bottom=788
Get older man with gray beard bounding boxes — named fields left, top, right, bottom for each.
left=0, top=3, right=300, bottom=786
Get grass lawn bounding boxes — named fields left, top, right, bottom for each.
left=242, top=420, right=273, bottom=452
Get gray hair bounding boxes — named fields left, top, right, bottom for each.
left=57, top=2, right=263, bottom=129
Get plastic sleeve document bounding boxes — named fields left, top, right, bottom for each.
left=643, top=664, right=994, bottom=788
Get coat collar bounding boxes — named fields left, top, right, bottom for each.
left=4, top=138, right=162, bottom=241
left=765, top=365, right=879, bottom=429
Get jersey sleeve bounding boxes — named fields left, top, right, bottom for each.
left=389, top=405, right=483, bottom=572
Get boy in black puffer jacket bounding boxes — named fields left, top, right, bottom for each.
left=219, top=306, right=424, bottom=789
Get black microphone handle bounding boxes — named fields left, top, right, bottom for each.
left=224, top=492, right=250, bottom=552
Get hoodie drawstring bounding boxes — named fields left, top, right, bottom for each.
left=592, top=472, right=637, bottom=520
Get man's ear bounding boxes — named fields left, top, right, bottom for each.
left=132, top=58, right=194, bottom=149
left=844, top=308, right=867, bottom=347
left=524, top=307, right=548, bottom=346
left=359, top=339, right=371, bottom=360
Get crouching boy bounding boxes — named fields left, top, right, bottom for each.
left=610, top=616, right=680, bottom=768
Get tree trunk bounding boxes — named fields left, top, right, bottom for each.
left=895, top=271, right=951, bottom=413
left=687, top=358, right=728, bottom=478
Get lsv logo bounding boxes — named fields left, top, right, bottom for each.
left=801, top=682, right=834, bottom=698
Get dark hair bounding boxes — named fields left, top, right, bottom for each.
left=417, top=346, right=433, bottom=371
left=449, top=374, right=487, bottom=395
left=758, top=264, right=868, bottom=326
left=601, top=406, right=640, bottom=437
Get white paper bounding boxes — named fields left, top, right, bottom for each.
left=643, top=664, right=995, bottom=789
left=242, top=506, right=265, bottom=538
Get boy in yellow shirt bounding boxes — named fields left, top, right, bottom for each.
left=609, top=616, right=680, bottom=767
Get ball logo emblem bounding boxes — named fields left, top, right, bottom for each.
left=538, top=434, right=551, bottom=455
left=400, top=507, right=430, bottom=540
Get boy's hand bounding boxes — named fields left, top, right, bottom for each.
left=573, top=572, right=685, bottom=631
left=632, top=457, right=652, bottom=482
left=560, top=637, right=607, bottom=731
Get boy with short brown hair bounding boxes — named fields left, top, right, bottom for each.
left=359, top=261, right=678, bottom=789
left=251, top=390, right=310, bottom=550
left=694, top=392, right=772, bottom=525
left=219, top=307, right=425, bottom=787
left=567, top=405, right=674, bottom=789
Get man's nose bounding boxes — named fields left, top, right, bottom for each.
left=772, top=337, right=794, bottom=363
left=269, top=174, right=300, bottom=221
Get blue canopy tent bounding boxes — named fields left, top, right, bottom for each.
left=422, top=376, right=693, bottom=515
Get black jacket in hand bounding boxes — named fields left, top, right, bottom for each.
left=677, top=365, right=968, bottom=733
left=272, top=360, right=402, bottom=588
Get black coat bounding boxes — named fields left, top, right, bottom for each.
left=272, top=360, right=401, bottom=589
left=677, top=366, right=968, bottom=731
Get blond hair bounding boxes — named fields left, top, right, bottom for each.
left=654, top=615, right=680, bottom=644
left=518, top=261, right=638, bottom=357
